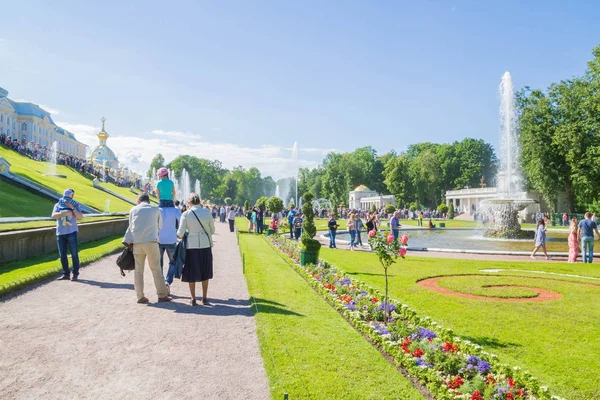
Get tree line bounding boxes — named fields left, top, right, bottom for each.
left=518, top=45, right=600, bottom=213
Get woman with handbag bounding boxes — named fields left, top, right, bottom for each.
left=177, top=192, right=216, bottom=306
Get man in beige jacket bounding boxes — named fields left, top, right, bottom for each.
left=123, top=193, right=172, bottom=304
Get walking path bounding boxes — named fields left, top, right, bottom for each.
left=0, top=223, right=269, bottom=400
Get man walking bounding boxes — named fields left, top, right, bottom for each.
left=123, top=194, right=172, bottom=304
left=159, top=204, right=181, bottom=294
left=219, top=205, right=226, bottom=223
left=51, top=189, right=83, bottom=281
left=390, top=211, right=401, bottom=242
left=578, top=212, right=600, bottom=263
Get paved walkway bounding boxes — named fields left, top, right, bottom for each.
left=0, top=223, right=269, bottom=400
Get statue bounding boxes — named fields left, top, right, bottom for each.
left=480, top=176, right=486, bottom=188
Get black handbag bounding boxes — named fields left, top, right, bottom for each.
left=116, top=246, right=135, bottom=276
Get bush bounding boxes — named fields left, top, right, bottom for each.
left=255, top=196, right=269, bottom=210
left=385, top=204, right=396, bottom=214
left=267, top=196, right=284, bottom=214
left=370, top=204, right=377, bottom=213
left=448, top=202, right=455, bottom=219
left=301, top=192, right=321, bottom=252
left=437, top=203, right=449, bottom=215
left=244, top=200, right=250, bottom=210
left=409, top=202, right=419, bottom=212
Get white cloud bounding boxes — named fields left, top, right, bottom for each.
left=55, top=121, right=327, bottom=179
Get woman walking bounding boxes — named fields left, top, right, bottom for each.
left=568, top=217, right=580, bottom=263
left=347, top=214, right=357, bottom=251
left=530, top=219, right=551, bottom=260
left=177, top=193, right=215, bottom=306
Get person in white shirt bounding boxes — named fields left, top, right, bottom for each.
left=123, top=193, right=172, bottom=304
left=219, top=206, right=226, bottom=223
left=227, top=206, right=236, bottom=232
left=177, top=193, right=216, bottom=306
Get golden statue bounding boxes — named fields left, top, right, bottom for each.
left=480, top=176, right=486, bottom=188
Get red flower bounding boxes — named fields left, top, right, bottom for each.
left=442, top=342, right=459, bottom=353
left=400, top=337, right=411, bottom=354
left=412, top=348, right=424, bottom=358
left=486, top=375, right=496, bottom=385
left=446, top=376, right=464, bottom=389
left=507, top=393, right=513, bottom=400
left=471, top=391, right=484, bottom=400
left=517, top=389, right=524, bottom=396
left=507, top=376, right=515, bottom=388
left=371, top=297, right=379, bottom=303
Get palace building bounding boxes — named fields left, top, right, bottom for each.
left=89, top=117, right=119, bottom=169
left=0, top=86, right=87, bottom=158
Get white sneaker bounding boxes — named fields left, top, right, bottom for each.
left=530, top=255, right=535, bottom=259
left=165, top=284, right=171, bottom=295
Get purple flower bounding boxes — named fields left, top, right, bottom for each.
left=415, top=358, right=433, bottom=368
left=345, top=304, right=357, bottom=311
left=339, top=278, right=352, bottom=286
left=377, top=302, right=396, bottom=312
left=362, top=305, right=368, bottom=310
left=373, top=323, right=390, bottom=336
left=467, top=355, right=480, bottom=365
left=359, top=290, right=368, bottom=296
left=411, top=327, right=437, bottom=340
left=477, top=360, right=491, bottom=374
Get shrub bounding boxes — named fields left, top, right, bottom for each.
left=301, top=192, right=321, bottom=252
left=437, top=203, right=449, bottom=215
left=370, top=204, right=377, bottom=213
left=244, top=200, right=250, bottom=210
left=385, top=204, right=396, bottom=214
left=448, top=202, right=455, bottom=219
left=267, top=196, right=284, bottom=214
left=255, top=196, right=269, bottom=210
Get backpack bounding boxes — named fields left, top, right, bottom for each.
left=116, top=246, right=135, bottom=276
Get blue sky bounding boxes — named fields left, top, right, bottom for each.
left=1, top=0, right=598, bottom=178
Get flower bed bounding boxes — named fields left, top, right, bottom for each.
left=266, top=234, right=562, bottom=400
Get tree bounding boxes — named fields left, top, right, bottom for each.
left=267, top=196, right=284, bottom=214
left=147, top=153, right=165, bottom=178
left=448, top=202, right=455, bottom=219
left=383, top=155, right=411, bottom=206
left=255, top=196, right=269, bottom=210
left=370, top=204, right=377, bottom=213
left=301, top=192, right=321, bottom=252
left=244, top=200, right=250, bottom=210
left=437, top=203, right=449, bottom=215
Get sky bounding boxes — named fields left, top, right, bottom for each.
left=1, top=0, right=599, bottom=179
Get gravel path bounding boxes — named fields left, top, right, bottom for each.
left=0, top=223, right=269, bottom=400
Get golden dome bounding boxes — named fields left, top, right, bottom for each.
left=354, top=185, right=371, bottom=192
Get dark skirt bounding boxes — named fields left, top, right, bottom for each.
left=182, top=248, right=213, bottom=282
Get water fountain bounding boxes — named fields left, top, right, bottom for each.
left=43, top=141, right=66, bottom=178
left=195, top=179, right=201, bottom=201
left=480, top=72, right=535, bottom=239
left=102, top=160, right=107, bottom=182
left=292, top=142, right=299, bottom=207
left=275, top=184, right=280, bottom=200
left=104, top=199, right=111, bottom=213
left=312, top=198, right=333, bottom=216
left=179, top=168, right=191, bottom=203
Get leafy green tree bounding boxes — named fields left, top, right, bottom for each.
left=244, top=200, right=249, bottom=210
left=255, top=196, right=269, bottom=210
left=385, top=204, right=396, bottom=214
left=267, top=196, right=284, bottom=214
left=383, top=154, right=411, bottom=205
left=437, top=203, right=449, bottom=215
left=147, top=153, right=165, bottom=178
left=370, top=204, right=377, bottom=213
left=448, top=202, right=455, bottom=219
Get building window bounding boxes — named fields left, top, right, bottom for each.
left=21, top=122, right=27, bottom=131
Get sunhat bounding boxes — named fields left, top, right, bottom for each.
left=157, top=167, right=169, bottom=177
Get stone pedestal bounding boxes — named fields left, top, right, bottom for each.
left=0, top=157, right=11, bottom=177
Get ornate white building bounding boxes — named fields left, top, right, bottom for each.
left=0, top=86, right=87, bottom=158
left=89, top=118, right=119, bottom=169
left=349, top=185, right=396, bottom=210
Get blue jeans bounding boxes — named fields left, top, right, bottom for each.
left=159, top=243, right=177, bottom=284
left=356, top=230, right=363, bottom=246
left=294, top=228, right=302, bottom=240
left=349, top=230, right=356, bottom=247
left=329, top=230, right=337, bottom=248
left=392, top=229, right=399, bottom=242
left=582, top=237, right=594, bottom=263
left=57, top=232, right=80, bottom=277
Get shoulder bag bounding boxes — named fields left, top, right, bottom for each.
left=192, top=210, right=212, bottom=247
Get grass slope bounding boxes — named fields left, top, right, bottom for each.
left=0, top=146, right=133, bottom=212
left=319, top=248, right=600, bottom=400
left=239, top=234, right=425, bottom=400
left=0, top=216, right=127, bottom=233
left=0, top=180, right=55, bottom=217
left=0, top=235, right=123, bottom=287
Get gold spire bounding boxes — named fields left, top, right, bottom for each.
left=97, top=117, right=109, bottom=144
left=101, top=117, right=106, bottom=132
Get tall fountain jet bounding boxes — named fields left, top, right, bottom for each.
left=292, top=142, right=299, bottom=207
left=498, top=72, right=522, bottom=197
left=480, top=72, right=535, bottom=239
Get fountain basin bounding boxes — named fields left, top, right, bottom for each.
left=480, top=198, right=537, bottom=239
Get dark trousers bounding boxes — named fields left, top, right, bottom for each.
left=257, top=219, right=264, bottom=234
left=294, top=228, right=302, bottom=240
left=159, top=243, right=177, bottom=285
left=228, top=219, right=235, bottom=232
left=57, top=232, right=80, bottom=277
left=329, top=230, right=337, bottom=248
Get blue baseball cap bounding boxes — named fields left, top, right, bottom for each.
left=64, top=189, right=74, bottom=196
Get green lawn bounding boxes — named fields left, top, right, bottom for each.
left=0, top=216, right=127, bottom=232
left=0, top=146, right=133, bottom=212
left=318, top=248, right=600, bottom=400
left=0, top=235, right=123, bottom=293
left=239, top=234, right=425, bottom=399
left=0, top=180, right=56, bottom=217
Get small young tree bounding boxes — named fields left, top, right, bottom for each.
left=437, top=203, right=449, bottom=215
left=368, top=230, right=407, bottom=325
left=448, top=202, right=455, bottom=219
left=267, top=196, right=284, bottom=214
left=301, top=192, right=321, bottom=252
left=255, top=196, right=269, bottom=210
left=385, top=204, right=396, bottom=214
left=370, top=204, right=377, bottom=213
left=244, top=200, right=250, bottom=211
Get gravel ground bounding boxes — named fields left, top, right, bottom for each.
left=0, top=223, right=269, bottom=400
